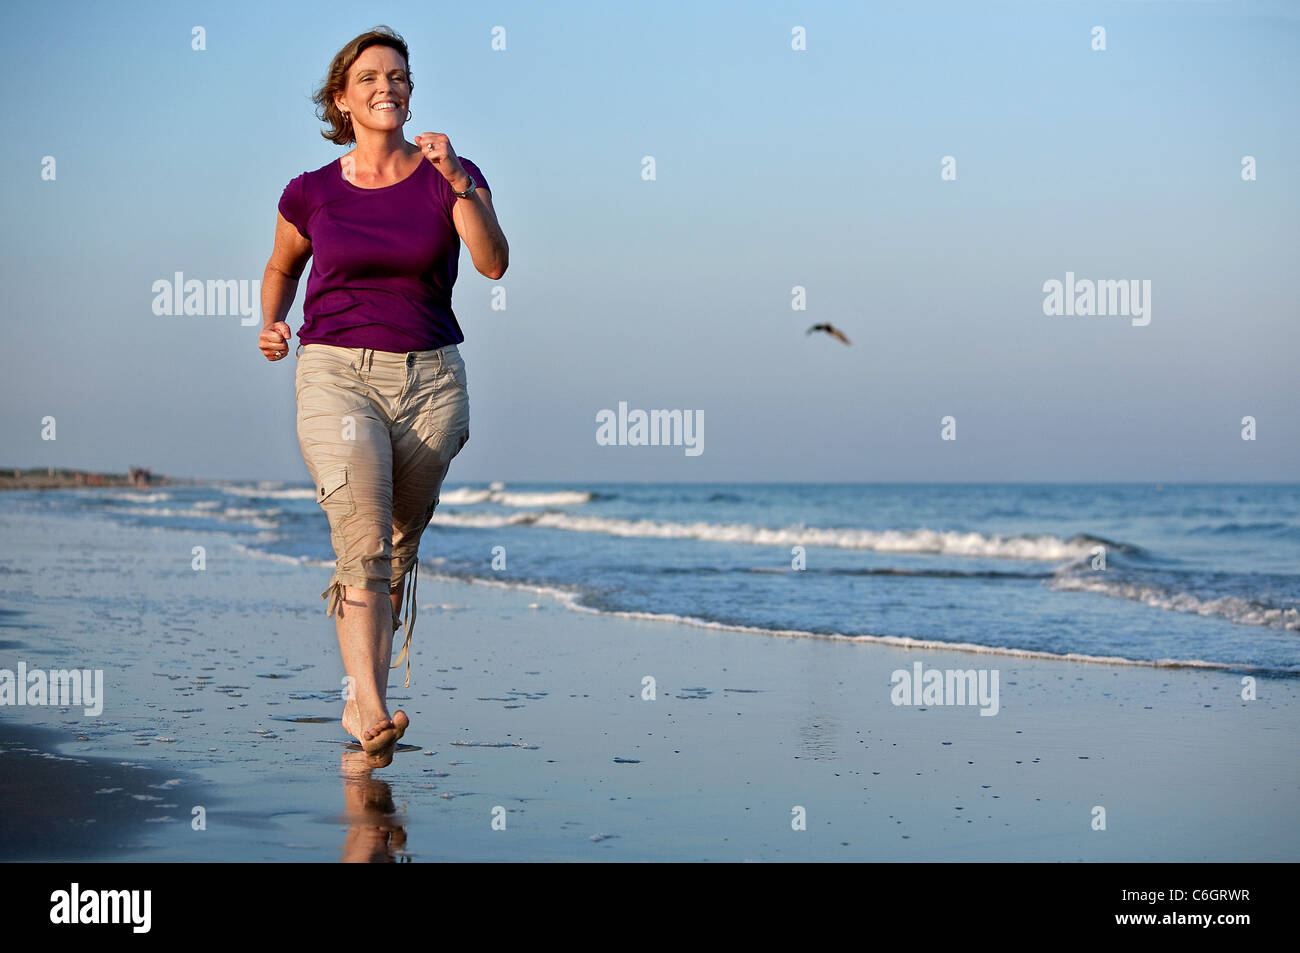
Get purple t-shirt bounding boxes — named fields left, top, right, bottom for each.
left=277, top=155, right=489, bottom=352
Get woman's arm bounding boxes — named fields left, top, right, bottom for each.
left=449, top=180, right=509, bottom=280
left=413, top=133, right=509, bottom=280
left=259, top=213, right=313, bottom=361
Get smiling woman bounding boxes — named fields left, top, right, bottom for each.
left=257, top=25, right=509, bottom=768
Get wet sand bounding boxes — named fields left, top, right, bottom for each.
left=0, top=504, right=1296, bottom=861
left=0, top=720, right=209, bottom=861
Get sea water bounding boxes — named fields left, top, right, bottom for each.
left=12, top=481, right=1299, bottom=673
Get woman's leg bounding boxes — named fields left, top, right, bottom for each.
left=387, top=344, right=471, bottom=681
left=296, top=345, right=407, bottom=758
left=336, top=584, right=408, bottom=754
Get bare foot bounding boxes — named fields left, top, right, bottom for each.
left=362, top=709, right=408, bottom=753
left=342, top=701, right=409, bottom=758
left=361, top=711, right=408, bottom=768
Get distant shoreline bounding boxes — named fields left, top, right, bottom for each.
left=0, top=467, right=174, bottom=492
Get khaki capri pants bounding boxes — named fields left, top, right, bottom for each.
left=294, top=341, right=469, bottom=686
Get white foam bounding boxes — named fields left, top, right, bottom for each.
left=438, top=486, right=593, bottom=507
left=427, top=511, right=1095, bottom=560
left=221, top=507, right=281, bottom=520
left=216, top=485, right=317, bottom=500
left=1049, top=574, right=1300, bottom=631
left=224, top=539, right=1290, bottom=672
left=102, top=492, right=172, bottom=503
left=104, top=504, right=280, bottom=529
left=438, top=487, right=493, bottom=504
left=497, top=490, right=593, bottom=507
left=229, top=544, right=317, bottom=567
left=415, top=570, right=1288, bottom=673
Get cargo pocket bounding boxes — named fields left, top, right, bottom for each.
left=316, top=464, right=355, bottom=517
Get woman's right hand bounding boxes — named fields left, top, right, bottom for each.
left=260, top=322, right=293, bottom=362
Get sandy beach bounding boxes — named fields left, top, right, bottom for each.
left=0, top=502, right=1296, bottom=862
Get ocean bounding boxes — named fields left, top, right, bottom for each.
left=10, top=482, right=1299, bottom=673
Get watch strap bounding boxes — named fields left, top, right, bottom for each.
left=452, top=172, right=477, bottom=198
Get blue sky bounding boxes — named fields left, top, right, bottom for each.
left=2, top=0, right=1297, bottom=482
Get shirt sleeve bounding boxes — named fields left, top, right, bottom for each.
left=277, top=173, right=310, bottom=240
left=460, top=157, right=489, bottom=193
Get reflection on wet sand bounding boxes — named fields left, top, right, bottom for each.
left=340, top=752, right=409, bottom=863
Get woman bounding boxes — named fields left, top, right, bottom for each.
left=258, top=26, right=508, bottom=765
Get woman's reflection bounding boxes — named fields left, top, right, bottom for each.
left=340, top=751, right=409, bottom=862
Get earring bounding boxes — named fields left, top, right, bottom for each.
left=405, top=108, right=412, bottom=122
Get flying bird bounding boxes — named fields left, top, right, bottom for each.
left=806, top=323, right=851, bottom=345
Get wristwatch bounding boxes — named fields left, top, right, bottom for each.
left=452, top=172, right=476, bottom=199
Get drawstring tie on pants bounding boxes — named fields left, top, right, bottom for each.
left=390, top=558, right=418, bottom=689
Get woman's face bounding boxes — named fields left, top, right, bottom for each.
left=336, top=44, right=411, bottom=137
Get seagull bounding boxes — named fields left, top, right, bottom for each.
left=806, top=323, right=851, bottom=345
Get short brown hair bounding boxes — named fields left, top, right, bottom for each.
left=312, top=26, right=412, bottom=146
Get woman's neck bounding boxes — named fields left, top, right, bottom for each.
left=348, top=131, right=417, bottom=174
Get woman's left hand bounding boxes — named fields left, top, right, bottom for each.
left=414, top=132, right=467, bottom=186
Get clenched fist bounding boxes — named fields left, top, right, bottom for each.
left=413, top=132, right=468, bottom=187
left=260, top=321, right=293, bottom=362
